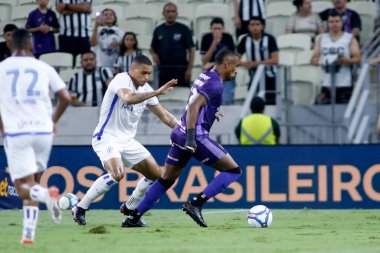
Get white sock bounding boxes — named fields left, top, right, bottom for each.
left=77, top=173, right=117, bottom=209
left=22, top=206, right=39, bottom=242
left=29, top=185, right=48, bottom=203
left=126, top=178, right=154, bottom=210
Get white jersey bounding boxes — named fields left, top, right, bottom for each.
left=0, top=56, right=66, bottom=135
left=93, top=72, right=159, bottom=142
left=320, top=32, right=353, bottom=88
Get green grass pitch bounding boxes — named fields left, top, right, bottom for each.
left=1, top=209, right=379, bottom=253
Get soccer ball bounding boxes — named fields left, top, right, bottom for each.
left=57, top=193, right=79, bottom=210
left=247, top=205, right=273, bottom=228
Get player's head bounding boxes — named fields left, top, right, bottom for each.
left=130, top=55, right=153, bottom=86
left=11, top=29, right=32, bottom=52
left=37, top=0, right=49, bottom=8
left=101, top=8, right=117, bottom=26
left=248, top=16, right=265, bottom=37
left=163, top=2, right=178, bottom=25
left=81, top=51, right=97, bottom=72
left=250, top=96, right=265, bottom=113
left=3, top=23, right=18, bottom=43
left=120, top=32, right=138, bottom=53
left=214, top=48, right=239, bottom=81
left=210, top=17, right=225, bottom=34
left=293, top=0, right=312, bottom=13
left=327, top=10, right=343, bottom=33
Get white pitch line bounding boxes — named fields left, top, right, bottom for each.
left=203, top=209, right=247, bottom=215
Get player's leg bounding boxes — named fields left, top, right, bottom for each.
left=73, top=141, right=123, bottom=225
left=120, top=155, right=160, bottom=215
left=121, top=143, right=191, bottom=227
left=183, top=137, right=241, bottom=227
left=6, top=135, right=60, bottom=244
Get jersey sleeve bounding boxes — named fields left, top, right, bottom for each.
left=108, top=72, right=133, bottom=94
left=48, top=65, right=66, bottom=93
left=198, top=76, right=222, bottom=103
left=145, top=83, right=159, bottom=106
left=237, top=36, right=247, bottom=55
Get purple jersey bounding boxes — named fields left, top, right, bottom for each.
left=179, top=69, right=223, bottom=136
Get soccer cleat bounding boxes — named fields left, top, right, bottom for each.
left=120, top=203, right=148, bottom=227
left=182, top=201, right=207, bottom=227
left=46, top=186, right=62, bottom=224
left=20, top=228, right=34, bottom=244
left=20, top=239, right=33, bottom=245
left=121, top=216, right=148, bottom=228
left=71, top=205, right=87, bottom=225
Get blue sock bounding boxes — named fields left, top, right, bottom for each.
left=135, top=178, right=174, bottom=214
left=203, top=168, right=242, bottom=200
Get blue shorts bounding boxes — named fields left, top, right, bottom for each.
left=165, top=127, right=227, bottom=167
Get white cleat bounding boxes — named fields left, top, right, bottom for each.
left=46, top=186, right=62, bottom=224
left=20, top=228, right=34, bottom=244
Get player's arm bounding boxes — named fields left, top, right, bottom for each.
left=185, top=93, right=208, bottom=153
left=338, top=38, right=361, bottom=65
left=53, top=89, right=71, bottom=124
left=117, top=79, right=177, bottom=105
left=147, top=104, right=178, bottom=129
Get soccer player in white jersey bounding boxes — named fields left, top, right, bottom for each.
left=72, top=54, right=178, bottom=226
left=0, top=29, right=71, bottom=244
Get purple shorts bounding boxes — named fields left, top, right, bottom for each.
left=165, top=127, right=227, bottom=167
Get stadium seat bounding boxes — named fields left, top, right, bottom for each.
left=59, top=68, right=78, bottom=84
left=311, top=1, right=333, bottom=13
left=118, top=19, right=154, bottom=35
left=102, top=0, right=136, bottom=6
left=279, top=51, right=296, bottom=66
left=295, top=50, right=314, bottom=66
left=347, top=1, right=377, bottom=45
left=92, top=4, right=125, bottom=20
left=291, top=65, right=323, bottom=105
left=266, top=2, right=294, bottom=37
left=124, top=4, right=158, bottom=32
left=136, top=34, right=152, bottom=50
left=159, top=87, right=190, bottom=102
left=11, top=5, right=35, bottom=23
left=18, top=0, right=38, bottom=6
left=234, top=66, right=249, bottom=102
left=40, top=52, right=74, bottom=71
left=193, top=50, right=203, bottom=67
left=277, top=34, right=312, bottom=52
left=0, top=5, right=11, bottom=22
left=190, top=66, right=203, bottom=82
left=0, top=0, right=15, bottom=6
left=194, top=3, right=232, bottom=44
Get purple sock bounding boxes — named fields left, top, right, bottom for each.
left=203, top=169, right=241, bottom=199
left=135, top=179, right=171, bottom=214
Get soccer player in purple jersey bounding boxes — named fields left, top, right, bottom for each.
left=122, top=49, right=241, bottom=228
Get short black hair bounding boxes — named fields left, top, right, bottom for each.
left=249, top=16, right=266, bottom=27
left=250, top=96, right=265, bottom=113
left=327, top=9, right=343, bottom=20
left=210, top=17, right=224, bottom=27
left=292, top=0, right=304, bottom=10
left=3, top=23, right=18, bottom=34
left=81, top=50, right=96, bottom=59
left=11, top=29, right=31, bottom=50
left=133, top=54, right=152, bottom=66
left=215, top=48, right=236, bottom=65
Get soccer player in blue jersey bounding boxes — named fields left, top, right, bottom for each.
left=122, top=48, right=241, bottom=228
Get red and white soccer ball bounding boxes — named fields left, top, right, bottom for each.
left=58, top=193, right=79, bottom=210
left=247, top=205, right=273, bottom=228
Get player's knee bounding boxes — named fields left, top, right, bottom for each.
left=158, top=177, right=175, bottom=189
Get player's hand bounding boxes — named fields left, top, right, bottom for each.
left=157, top=79, right=177, bottom=95
left=215, top=111, right=223, bottom=122
left=185, top=128, right=197, bottom=153
left=40, top=24, right=50, bottom=33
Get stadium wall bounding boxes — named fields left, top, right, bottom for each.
left=1, top=145, right=380, bottom=209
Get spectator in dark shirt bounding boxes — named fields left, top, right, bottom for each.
left=200, top=17, right=236, bottom=105
left=0, top=24, right=18, bottom=62
left=319, top=0, right=361, bottom=42
left=26, top=0, right=60, bottom=58
left=150, top=2, right=195, bottom=87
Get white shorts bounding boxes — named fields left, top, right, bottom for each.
left=92, top=138, right=151, bottom=168
left=4, top=134, right=53, bottom=182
